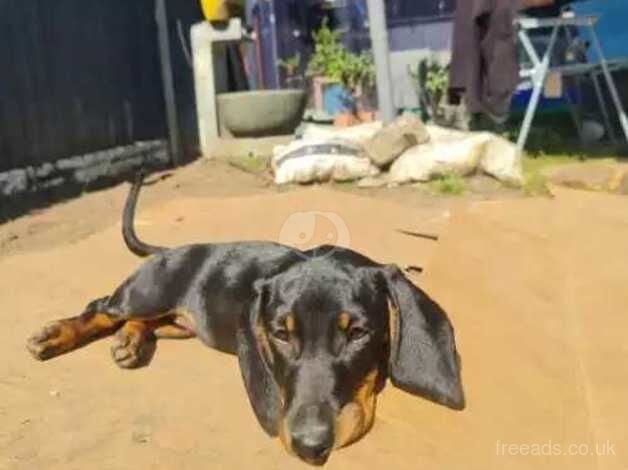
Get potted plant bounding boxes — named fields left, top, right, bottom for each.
left=339, top=51, right=376, bottom=123
left=278, top=53, right=304, bottom=89
left=409, top=56, right=450, bottom=124
left=306, top=20, right=376, bottom=125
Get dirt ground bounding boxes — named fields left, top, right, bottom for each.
left=8, top=160, right=625, bottom=470
left=0, top=159, right=522, bottom=262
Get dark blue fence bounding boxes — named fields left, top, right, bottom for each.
left=0, top=0, right=171, bottom=172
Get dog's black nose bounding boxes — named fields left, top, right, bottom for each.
left=289, top=403, right=335, bottom=464
left=291, top=429, right=333, bottom=465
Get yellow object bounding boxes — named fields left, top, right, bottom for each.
left=200, top=0, right=244, bottom=21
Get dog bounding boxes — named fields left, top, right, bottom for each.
left=27, top=174, right=464, bottom=466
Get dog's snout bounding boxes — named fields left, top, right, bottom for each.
left=290, top=404, right=334, bottom=465
left=291, top=428, right=333, bottom=465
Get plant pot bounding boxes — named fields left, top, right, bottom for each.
left=357, top=110, right=376, bottom=123
left=333, top=111, right=361, bottom=128
left=311, top=77, right=355, bottom=116
left=323, top=83, right=354, bottom=116
left=217, top=90, right=306, bottom=137
left=355, top=84, right=378, bottom=122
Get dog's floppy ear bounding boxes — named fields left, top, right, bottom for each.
left=236, top=280, right=282, bottom=436
left=381, top=265, right=465, bottom=410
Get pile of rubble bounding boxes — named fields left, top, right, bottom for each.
left=271, top=115, right=522, bottom=187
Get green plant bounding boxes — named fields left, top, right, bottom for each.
left=307, top=20, right=375, bottom=95
left=307, top=20, right=346, bottom=81
left=340, top=51, right=375, bottom=93
left=409, top=56, right=449, bottom=121
left=430, top=173, right=466, bottom=195
left=278, top=53, right=301, bottom=77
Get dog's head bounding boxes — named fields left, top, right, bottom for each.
left=236, top=248, right=464, bottom=465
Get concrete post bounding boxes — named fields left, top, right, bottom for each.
left=366, top=0, right=396, bottom=123
left=191, top=19, right=245, bottom=158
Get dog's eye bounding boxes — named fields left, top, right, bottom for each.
left=271, top=328, right=290, bottom=343
left=347, top=326, right=368, bottom=342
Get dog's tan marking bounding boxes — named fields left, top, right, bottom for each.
left=387, top=298, right=399, bottom=347
left=27, top=313, right=122, bottom=360
left=338, top=312, right=351, bottom=331
left=285, top=313, right=296, bottom=334
left=334, top=369, right=379, bottom=449
left=278, top=417, right=294, bottom=456
left=153, top=323, right=195, bottom=339
left=255, top=321, right=275, bottom=366
left=170, top=309, right=198, bottom=337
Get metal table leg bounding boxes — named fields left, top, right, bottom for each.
left=517, top=25, right=560, bottom=151
left=589, top=25, right=628, bottom=142
left=591, top=71, right=617, bottom=144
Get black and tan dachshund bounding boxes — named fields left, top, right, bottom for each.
left=27, top=175, right=464, bottom=466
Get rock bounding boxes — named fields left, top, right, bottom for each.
left=0, top=140, right=169, bottom=198
left=357, top=175, right=389, bottom=188
left=0, top=169, right=28, bottom=196
left=466, top=174, right=503, bottom=193
left=617, top=170, right=628, bottom=195
left=580, top=120, right=605, bottom=143
left=365, top=114, right=430, bottom=168
left=544, top=164, right=616, bottom=191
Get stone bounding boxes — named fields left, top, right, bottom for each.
left=544, top=164, right=616, bottom=192
left=365, top=114, right=430, bottom=168
left=617, top=170, right=628, bottom=195
left=0, top=140, right=168, bottom=198
left=0, top=169, right=28, bottom=196
left=466, top=174, right=504, bottom=193
left=357, top=175, right=389, bottom=188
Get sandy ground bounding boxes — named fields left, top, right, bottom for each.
left=8, top=161, right=617, bottom=470
left=0, top=159, right=522, bottom=262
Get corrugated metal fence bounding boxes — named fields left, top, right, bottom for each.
left=0, top=0, right=171, bottom=173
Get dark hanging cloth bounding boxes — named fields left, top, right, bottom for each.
left=449, top=0, right=521, bottom=119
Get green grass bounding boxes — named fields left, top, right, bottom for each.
left=521, top=153, right=621, bottom=196
left=224, top=153, right=269, bottom=174
left=429, top=173, right=466, bottom=195
left=521, top=154, right=571, bottom=196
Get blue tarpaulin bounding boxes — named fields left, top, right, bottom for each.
left=573, top=0, right=628, bottom=59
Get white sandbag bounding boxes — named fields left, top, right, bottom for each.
left=479, top=134, right=523, bottom=185
left=392, top=125, right=523, bottom=185
left=425, top=124, right=467, bottom=141
left=272, top=138, right=379, bottom=185
left=299, top=122, right=383, bottom=145
left=390, top=133, right=489, bottom=183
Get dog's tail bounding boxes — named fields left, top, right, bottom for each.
left=122, top=172, right=167, bottom=258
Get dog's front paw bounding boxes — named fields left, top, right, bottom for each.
left=26, top=322, right=69, bottom=360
